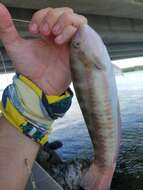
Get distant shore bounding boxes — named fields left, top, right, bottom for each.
left=122, top=66, right=143, bottom=72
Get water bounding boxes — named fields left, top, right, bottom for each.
left=48, top=71, right=143, bottom=189
left=1, top=71, right=143, bottom=174
left=1, top=71, right=143, bottom=189
left=48, top=71, right=143, bottom=175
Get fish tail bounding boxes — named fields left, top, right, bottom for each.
left=80, top=161, right=116, bottom=190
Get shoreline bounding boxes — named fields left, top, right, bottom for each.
left=122, top=66, right=143, bottom=73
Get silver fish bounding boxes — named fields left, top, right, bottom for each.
left=70, top=25, right=121, bottom=190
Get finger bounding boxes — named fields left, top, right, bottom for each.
left=39, top=7, right=73, bottom=36
left=29, top=8, right=52, bottom=34
left=0, top=3, right=21, bottom=46
left=29, top=7, right=73, bottom=36
left=55, top=25, right=77, bottom=44
left=53, top=13, right=87, bottom=35
left=39, top=8, right=60, bottom=36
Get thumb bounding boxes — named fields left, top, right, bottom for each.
left=0, top=3, right=22, bottom=46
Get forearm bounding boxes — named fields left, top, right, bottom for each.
left=0, top=116, right=40, bottom=190
left=0, top=73, right=73, bottom=190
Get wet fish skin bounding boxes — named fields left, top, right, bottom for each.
left=70, top=25, right=121, bottom=189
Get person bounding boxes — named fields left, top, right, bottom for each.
left=0, top=3, right=88, bottom=190
left=0, top=3, right=115, bottom=190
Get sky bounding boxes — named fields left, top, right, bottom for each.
left=0, top=73, right=14, bottom=90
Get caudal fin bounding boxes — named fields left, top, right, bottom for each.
left=80, top=162, right=115, bottom=190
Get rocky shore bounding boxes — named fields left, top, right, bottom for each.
left=37, top=146, right=143, bottom=190
left=36, top=148, right=143, bottom=190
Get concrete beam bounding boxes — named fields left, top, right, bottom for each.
left=2, top=0, right=143, bottom=20
left=1, top=2, right=143, bottom=72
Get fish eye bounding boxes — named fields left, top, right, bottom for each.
left=72, top=41, right=80, bottom=49
left=75, top=42, right=80, bottom=47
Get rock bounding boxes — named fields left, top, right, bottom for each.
left=38, top=158, right=90, bottom=190
left=37, top=155, right=143, bottom=190
left=36, top=138, right=143, bottom=190
left=37, top=141, right=63, bottom=167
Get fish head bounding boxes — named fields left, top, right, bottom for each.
left=71, top=24, right=110, bottom=71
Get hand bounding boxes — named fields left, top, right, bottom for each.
left=80, top=161, right=116, bottom=190
left=0, top=3, right=87, bottom=95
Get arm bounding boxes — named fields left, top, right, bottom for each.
left=0, top=116, right=39, bottom=190
left=0, top=73, right=73, bottom=190
left=0, top=3, right=87, bottom=190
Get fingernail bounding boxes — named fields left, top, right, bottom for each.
left=29, top=23, right=38, bottom=33
left=53, top=25, right=61, bottom=34
left=55, top=35, right=63, bottom=44
left=41, top=23, right=49, bottom=34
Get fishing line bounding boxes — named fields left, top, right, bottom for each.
left=12, top=18, right=30, bottom=24
left=12, top=18, right=40, bottom=40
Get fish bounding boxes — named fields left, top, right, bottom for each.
left=70, top=25, right=121, bottom=190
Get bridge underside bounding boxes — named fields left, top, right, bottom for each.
left=1, top=0, right=143, bottom=72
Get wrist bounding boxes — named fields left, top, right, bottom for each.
left=33, top=74, right=71, bottom=96
left=0, top=74, right=73, bottom=146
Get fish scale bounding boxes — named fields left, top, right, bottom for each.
left=70, top=24, right=121, bottom=189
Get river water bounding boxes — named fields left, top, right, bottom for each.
left=1, top=71, right=141, bottom=166
left=1, top=71, right=143, bottom=189
left=50, top=71, right=143, bottom=178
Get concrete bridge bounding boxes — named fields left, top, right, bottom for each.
left=1, top=0, right=143, bottom=72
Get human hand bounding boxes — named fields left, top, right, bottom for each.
left=0, top=3, right=87, bottom=95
